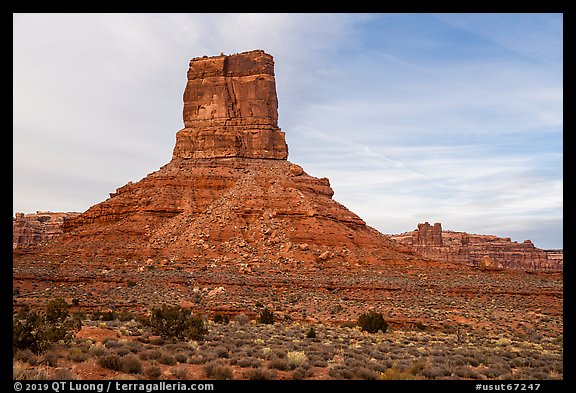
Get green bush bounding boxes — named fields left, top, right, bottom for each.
left=147, top=305, right=207, bottom=341
left=257, top=308, right=275, bottom=324
left=357, top=311, right=388, bottom=333
left=45, top=298, right=69, bottom=324
left=306, top=327, right=317, bottom=339
left=213, top=314, right=230, bottom=324
left=13, top=298, right=81, bottom=354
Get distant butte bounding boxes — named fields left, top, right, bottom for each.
left=389, top=222, right=563, bottom=271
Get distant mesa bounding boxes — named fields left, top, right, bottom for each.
left=13, top=211, right=80, bottom=249
left=389, top=222, right=562, bottom=271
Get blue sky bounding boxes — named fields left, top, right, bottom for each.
left=13, top=13, right=563, bottom=249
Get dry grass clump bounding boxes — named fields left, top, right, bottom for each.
left=244, top=368, right=277, bottom=380
left=203, top=361, right=234, bottom=380
left=145, top=365, right=162, bottom=379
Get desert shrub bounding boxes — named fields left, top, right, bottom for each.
left=115, top=347, right=131, bottom=357
left=292, top=366, right=315, bottom=380
left=103, top=338, right=122, bottom=348
left=41, top=351, right=59, bottom=367
left=257, top=308, right=275, bottom=324
left=45, top=298, right=69, bottom=324
left=203, top=361, right=233, bottom=380
left=422, top=366, right=452, bottom=379
left=213, top=346, right=229, bottom=359
left=244, top=368, right=277, bottom=380
left=213, top=314, right=230, bottom=324
left=463, top=356, right=480, bottom=367
left=482, top=367, right=509, bottom=379
left=101, top=311, right=117, bottom=321
left=378, top=367, right=415, bottom=380
left=121, top=355, right=143, bottom=374
left=328, top=365, right=354, bottom=379
left=269, top=357, right=290, bottom=371
left=234, top=314, right=249, bottom=325
left=175, top=353, right=188, bottom=363
left=145, top=365, right=162, bottom=379
left=357, top=311, right=388, bottom=334
left=310, top=358, right=328, bottom=368
left=449, top=354, right=467, bottom=367
left=159, top=353, right=177, bottom=365
left=188, top=354, right=205, bottom=364
left=354, top=367, right=379, bottom=380
left=147, top=305, right=207, bottom=341
left=306, top=327, right=317, bottom=339
left=13, top=298, right=81, bottom=354
left=14, top=349, right=37, bottom=365
left=287, top=351, right=308, bottom=369
left=408, top=359, right=428, bottom=375
left=172, top=366, right=188, bottom=380
left=68, top=348, right=89, bottom=363
left=88, top=345, right=107, bottom=357
left=13, top=361, right=50, bottom=380
left=242, top=357, right=263, bottom=368
left=52, top=368, right=77, bottom=379
left=124, top=341, right=143, bottom=354
left=453, top=366, right=482, bottom=379
left=98, top=354, right=123, bottom=371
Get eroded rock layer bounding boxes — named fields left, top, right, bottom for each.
left=173, top=50, right=288, bottom=160
left=48, top=157, right=412, bottom=266
left=390, top=222, right=562, bottom=271
left=13, top=212, right=80, bottom=248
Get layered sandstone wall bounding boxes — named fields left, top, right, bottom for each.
left=13, top=211, right=80, bottom=248
left=390, top=222, right=563, bottom=271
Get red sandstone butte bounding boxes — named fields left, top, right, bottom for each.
left=23, top=50, right=413, bottom=266
left=390, top=222, right=562, bottom=271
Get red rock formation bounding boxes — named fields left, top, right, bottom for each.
left=13, top=211, right=80, bottom=248
left=28, top=50, right=413, bottom=267
left=173, top=50, right=288, bottom=160
left=390, top=222, right=562, bottom=271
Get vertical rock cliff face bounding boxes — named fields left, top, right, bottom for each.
left=25, top=50, right=412, bottom=266
left=173, top=50, right=288, bottom=160
left=13, top=212, right=80, bottom=248
left=390, top=222, right=562, bottom=271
